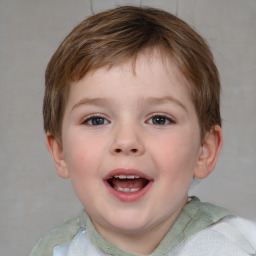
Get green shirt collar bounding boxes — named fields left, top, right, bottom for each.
left=80, top=197, right=230, bottom=256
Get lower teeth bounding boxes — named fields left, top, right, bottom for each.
left=114, top=187, right=140, bottom=193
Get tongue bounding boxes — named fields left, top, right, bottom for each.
left=110, top=177, right=148, bottom=189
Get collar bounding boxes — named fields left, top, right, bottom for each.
left=79, top=197, right=230, bottom=256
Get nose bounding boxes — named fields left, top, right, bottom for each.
left=110, top=124, right=145, bottom=156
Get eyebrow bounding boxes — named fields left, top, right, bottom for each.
left=72, top=96, right=187, bottom=112
left=72, top=97, right=109, bottom=111
left=139, top=96, right=187, bottom=112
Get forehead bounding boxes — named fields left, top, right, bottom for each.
left=71, top=50, right=191, bottom=95
left=65, top=51, right=194, bottom=115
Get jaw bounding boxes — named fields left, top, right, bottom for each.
left=90, top=193, right=187, bottom=256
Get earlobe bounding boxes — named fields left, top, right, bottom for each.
left=194, top=125, right=222, bottom=179
left=46, top=132, right=70, bottom=179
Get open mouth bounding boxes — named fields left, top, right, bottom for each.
left=107, top=174, right=150, bottom=193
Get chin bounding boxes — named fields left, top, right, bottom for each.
left=110, top=212, right=154, bottom=234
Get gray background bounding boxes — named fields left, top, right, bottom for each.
left=0, top=0, right=255, bottom=255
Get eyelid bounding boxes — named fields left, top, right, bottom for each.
left=81, top=113, right=110, bottom=125
left=146, top=113, right=176, bottom=124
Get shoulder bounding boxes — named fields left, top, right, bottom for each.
left=170, top=215, right=256, bottom=256
left=215, top=215, right=256, bottom=251
left=30, top=214, right=84, bottom=256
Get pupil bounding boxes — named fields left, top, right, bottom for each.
left=92, top=117, right=104, bottom=125
left=153, top=116, right=165, bottom=125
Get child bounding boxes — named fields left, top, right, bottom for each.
left=31, top=6, right=256, bottom=256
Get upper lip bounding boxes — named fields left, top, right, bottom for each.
left=103, top=168, right=153, bottom=181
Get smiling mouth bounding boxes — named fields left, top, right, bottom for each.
left=107, top=175, right=149, bottom=193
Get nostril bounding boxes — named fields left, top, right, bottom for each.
left=114, top=148, right=138, bottom=153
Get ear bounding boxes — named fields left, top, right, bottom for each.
left=194, top=125, right=222, bottom=179
left=46, top=132, right=70, bottom=179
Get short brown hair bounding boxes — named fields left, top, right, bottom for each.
left=43, top=6, right=221, bottom=145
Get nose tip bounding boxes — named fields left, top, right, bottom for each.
left=110, top=126, right=145, bottom=156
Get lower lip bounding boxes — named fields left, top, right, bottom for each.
left=104, top=180, right=153, bottom=202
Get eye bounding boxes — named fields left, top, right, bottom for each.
left=147, top=115, right=174, bottom=125
left=82, top=116, right=109, bottom=126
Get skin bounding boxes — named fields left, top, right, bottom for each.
left=47, top=52, right=222, bottom=255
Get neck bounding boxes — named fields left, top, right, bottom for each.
left=92, top=197, right=187, bottom=255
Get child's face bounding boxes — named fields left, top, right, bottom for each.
left=53, top=52, right=206, bottom=244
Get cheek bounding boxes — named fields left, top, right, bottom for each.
left=63, top=138, right=104, bottom=203
left=63, top=135, right=102, bottom=176
left=151, top=132, right=200, bottom=177
left=65, top=128, right=106, bottom=155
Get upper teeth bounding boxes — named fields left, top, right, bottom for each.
left=114, top=175, right=140, bottom=179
